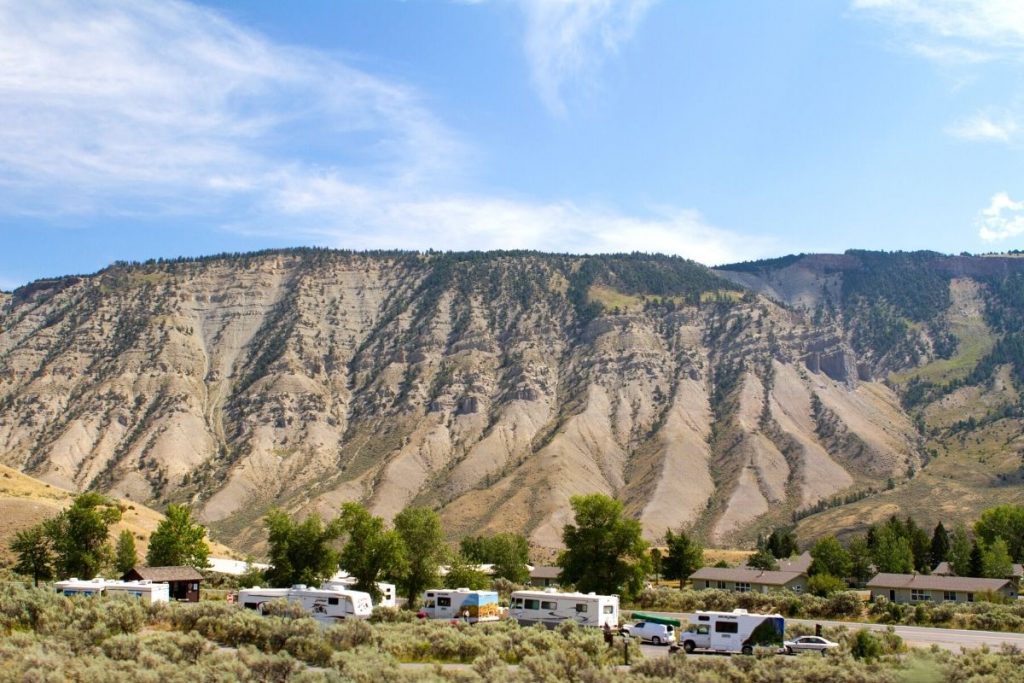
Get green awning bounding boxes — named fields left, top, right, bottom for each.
left=630, top=612, right=681, bottom=627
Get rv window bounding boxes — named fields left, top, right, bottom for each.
left=698, top=615, right=709, bottom=622
left=511, top=598, right=523, bottom=608
left=575, top=603, right=588, bottom=613
left=438, top=597, right=452, bottom=607
left=328, top=597, right=339, bottom=606
left=541, top=601, right=557, bottom=610
left=244, top=602, right=259, bottom=610
left=603, top=605, right=614, bottom=614
left=697, top=625, right=709, bottom=635
left=714, top=621, right=739, bottom=634
left=524, top=599, right=540, bottom=610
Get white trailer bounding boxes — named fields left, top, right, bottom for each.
left=678, top=609, right=785, bottom=655
left=323, top=575, right=397, bottom=608
left=238, top=585, right=373, bottom=623
left=419, top=589, right=501, bottom=623
left=509, top=590, right=618, bottom=629
left=54, top=578, right=109, bottom=597
left=103, top=580, right=170, bottom=604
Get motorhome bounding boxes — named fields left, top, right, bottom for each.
left=102, top=580, right=170, bottom=604
left=323, top=574, right=397, bottom=608
left=418, top=589, right=501, bottom=623
left=53, top=578, right=170, bottom=604
left=678, top=609, right=785, bottom=655
left=54, top=578, right=110, bottom=597
left=509, top=590, right=618, bottom=629
left=238, top=585, right=373, bottom=623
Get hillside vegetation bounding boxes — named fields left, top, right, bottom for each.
left=1, top=249, right=1022, bottom=552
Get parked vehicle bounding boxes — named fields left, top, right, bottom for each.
left=54, top=578, right=169, bottom=604
left=418, top=588, right=501, bottom=623
left=238, top=585, right=373, bottom=623
left=678, top=609, right=785, bottom=655
left=783, top=635, right=839, bottom=655
left=322, top=576, right=397, bottom=608
left=509, top=590, right=618, bottom=629
left=621, top=621, right=676, bottom=645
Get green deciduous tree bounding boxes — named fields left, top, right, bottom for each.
left=847, top=537, right=874, bottom=586
left=146, top=505, right=209, bottom=569
left=10, top=524, right=55, bottom=586
left=443, top=554, right=491, bottom=590
left=393, top=506, right=446, bottom=609
left=809, top=536, right=851, bottom=580
left=982, top=538, right=1014, bottom=579
left=46, top=492, right=122, bottom=579
left=558, top=494, right=650, bottom=599
left=975, top=505, right=1024, bottom=563
left=807, top=573, right=847, bottom=597
left=662, top=529, right=703, bottom=585
left=949, top=524, right=973, bottom=576
left=337, top=502, right=405, bottom=602
left=114, top=529, right=138, bottom=575
left=746, top=536, right=779, bottom=571
left=458, top=533, right=530, bottom=584
left=870, top=524, right=914, bottom=574
left=265, top=509, right=341, bottom=587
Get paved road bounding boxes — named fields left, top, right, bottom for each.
left=631, top=611, right=1024, bottom=657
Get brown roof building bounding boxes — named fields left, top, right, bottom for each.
left=122, top=566, right=204, bottom=602
left=529, top=566, right=561, bottom=588
left=689, top=567, right=807, bottom=594
left=867, top=573, right=1017, bottom=604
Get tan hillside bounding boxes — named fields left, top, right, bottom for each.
left=0, top=463, right=238, bottom=566
left=2, top=250, right=1024, bottom=553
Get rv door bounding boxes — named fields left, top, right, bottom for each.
left=711, top=619, right=740, bottom=651
left=437, top=595, right=453, bottom=619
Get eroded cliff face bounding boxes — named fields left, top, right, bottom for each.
left=0, top=251, right=935, bottom=550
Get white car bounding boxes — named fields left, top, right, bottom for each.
left=783, top=635, right=839, bottom=655
left=621, top=621, right=676, bottom=646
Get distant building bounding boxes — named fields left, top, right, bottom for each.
left=122, top=566, right=203, bottom=602
left=529, top=566, right=561, bottom=588
left=933, top=561, right=1023, bottom=581
left=207, top=557, right=269, bottom=576
left=867, top=573, right=1017, bottom=604
left=744, top=551, right=812, bottom=574
left=689, top=567, right=807, bottom=594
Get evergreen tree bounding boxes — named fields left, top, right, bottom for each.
left=146, top=505, right=210, bottom=569
left=393, top=507, right=447, bottom=609
left=650, top=548, right=663, bottom=583
left=948, top=524, right=973, bottom=576
left=558, top=494, right=650, bottom=599
left=930, top=522, right=950, bottom=568
left=969, top=541, right=984, bottom=578
left=662, top=529, right=704, bottom=584
left=746, top=536, right=779, bottom=571
left=10, top=524, right=55, bottom=587
left=904, top=517, right=932, bottom=573
left=114, top=530, right=138, bottom=575
left=766, top=527, right=799, bottom=559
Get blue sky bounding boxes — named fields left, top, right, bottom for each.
left=1, top=0, right=1023, bottom=289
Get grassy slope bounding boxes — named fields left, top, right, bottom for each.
left=0, top=463, right=240, bottom=566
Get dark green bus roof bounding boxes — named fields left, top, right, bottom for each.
left=630, top=612, right=681, bottom=627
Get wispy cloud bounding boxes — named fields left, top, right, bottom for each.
left=517, top=0, right=656, bottom=116
left=977, top=192, right=1024, bottom=241
left=852, top=0, right=1024, bottom=54
left=946, top=110, right=1019, bottom=141
left=0, top=0, right=772, bottom=266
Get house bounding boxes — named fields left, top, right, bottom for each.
left=867, top=573, right=1017, bottom=604
left=689, top=567, right=808, bottom=594
left=529, top=566, right=561, bottom=588
left=933, top=561, right=1024, bottom=582
left=743, top=551, right=812, bottom=574
left=122, top=566, right=204, bottom=602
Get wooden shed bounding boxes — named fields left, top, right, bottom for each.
left=122, top=566, right=203, bottom=602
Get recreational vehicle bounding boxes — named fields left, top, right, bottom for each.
left=418, top=589, right=501, bottom=623
left=238, top=585, right=373, bottom=623
left=323, top=575, right=397, bottom=608
left=678, top=609, right=785, bottom=655
left=54, top=578, right=109, bottom=597
left=509, top=590, right=618, bottom=629
left=103, top=580, right=170, bottom=604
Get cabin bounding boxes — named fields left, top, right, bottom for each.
left=867, top=572, right=1017, bottom=603
left=123, top=566, right=204, bottom=602
left=529, top=566, right=561, bottom=588
left=689, top=567, right=808, bottom=594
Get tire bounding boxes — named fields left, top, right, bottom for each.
left=785, top=646, right=793, bottom=656
left=821, top=649, right=828, bottom=657
left=651, top=636, right=661, bottom=645
left=741, top=645, right=753, bottom=656
left=683, top=641, right=695, bottom=654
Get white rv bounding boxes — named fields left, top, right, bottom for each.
left=678, top=609, right=785, bottom=655
left=418, top=589, right=501, bottom=623
left=323, top=574, right=397, bottom=608
left=509, top=590, right=618, bottom=629
left=53, top=578, right=169, bottom=604
left=238, top=585, right=373, bottom=623
left=54, top=578, right=109, bottom=597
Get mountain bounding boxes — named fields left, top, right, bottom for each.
left=1, top=249, right=1023, bottom=554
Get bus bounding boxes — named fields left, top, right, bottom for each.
left=509, top=590, right=618, bottom=629
left=678, top=609, right=785, bottom=655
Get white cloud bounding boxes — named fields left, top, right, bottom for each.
left=946, top=111, right=1019, bottom=141
left=0, top=0, right=772, bottom=266
left=517, top=0, right=656, bottom=116
left=852, top=0, right=1024, bottom=51
left=977, top=192, right=1024, bottom=241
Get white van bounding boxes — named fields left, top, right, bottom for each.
left=622, top=620, right=676, bottom=645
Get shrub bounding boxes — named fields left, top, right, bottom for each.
left=850, top=629, right=882, bottom=661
